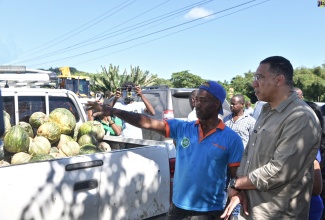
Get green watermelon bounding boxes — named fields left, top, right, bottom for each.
left=29, top=154, right=55, bottom=162
left=1, top=111, right=11, bottom=138
left=50, top=147, right=59, bottom=153
left=11, top=152, right=32, bottom=164
left=0, top=160, right=10, bottom=167
left=37, top=122, right=61, bottom=144
left=79, top=144, right=101, bottom=155
left=49, top=108, right=76, bottom=135
left=19, top=122, right=34, bottom=138
left=4, top=125, right=30, bottom=153
left=28, top=136, right=51, bottom=155
left=78, top=134, right=98, bottom=147
left=29, top=112, right=48, bottom=129
left=60, top=140, right=80, bottom=156
left=78, top=121, right=105, bottom=141
left=98, top=141, right=111, bottom=152
left=56, top=134, right=74, bottom=149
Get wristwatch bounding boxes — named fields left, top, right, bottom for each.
left=229, top=178, right=241, bottom=191
left=109, top=120, right=115, bottom=125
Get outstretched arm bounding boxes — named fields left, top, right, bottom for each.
left=86, top=101, right=165, bottom=136
left=135, top=86, right=155, bottom=116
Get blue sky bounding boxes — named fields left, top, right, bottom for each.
left=0, top=0, right=324, bottom=82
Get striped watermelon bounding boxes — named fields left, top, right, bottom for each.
left=49, top=108, right=76, bottom=135
left=4, top=125, right=30, bottom=153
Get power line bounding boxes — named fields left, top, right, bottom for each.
left=13, top=0, right=215, bottom=64
left=23, top=0, right=270, bottom=68
left=14, top=0, right=137, bottom=60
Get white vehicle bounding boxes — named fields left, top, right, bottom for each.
left=0, top=75, right=175, bottom=219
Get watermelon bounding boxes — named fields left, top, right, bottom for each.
left=49, top=108, right=76, bottom=135
left=11, top=152, right=32, bottom=164
left=79, top=144, right=101, bottom=155
left=28, top=136, right=51, bottom=155
left=29, top=112, right=48, bottom=129
left=29, top=154, right=55, bottom=162
left=1, top=111, right=11, bottom=138
left=4, top=125, right=30, bottom=153
left=50, top=147, right=59, bottom=153
left=60, top=140, right=80, bottom=156
left=78, top=121, right=105, bottom=141
left=57, top=134, right=74, bottom=149
left=0, top=160, right=10, bottom=167
left=37, top=122, right=61, bottom=144
left=98, top=141, right=111, bottom=152
left=78, top=134, right=98, bottom=147
left=19, top=122, right=34, bottom=138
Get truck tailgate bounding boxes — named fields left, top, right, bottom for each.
left=98, top=145, right=170, bottom=220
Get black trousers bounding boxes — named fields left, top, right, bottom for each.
left=166, top=203, right=224, bottom=220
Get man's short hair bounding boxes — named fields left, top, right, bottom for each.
left=260, top=56, right=294, bottom=86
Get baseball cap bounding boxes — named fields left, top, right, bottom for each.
left=199, top=81, right=226, bottom=115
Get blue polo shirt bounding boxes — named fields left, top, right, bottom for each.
left=166, top=119, right=244, bottom=212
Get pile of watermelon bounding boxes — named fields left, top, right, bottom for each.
left=0, top=108, right=111, bottom=166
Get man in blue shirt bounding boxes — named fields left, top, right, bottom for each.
left=86, top=81, right=244, bottom=220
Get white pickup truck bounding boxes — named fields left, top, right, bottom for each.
left=0, top=88, right=175, bottom=220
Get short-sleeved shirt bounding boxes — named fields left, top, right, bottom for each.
left=98, top=116, right=123, bottom=136
left=165, top=119, right=244, bottom=212
left=114, top=101, right=146, bottom=139
left=223, top=113, right=256, bottom=147
left=237, top=93, right=321, bottom=219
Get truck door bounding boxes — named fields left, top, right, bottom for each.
left=0, top=155, right=103, bottom=220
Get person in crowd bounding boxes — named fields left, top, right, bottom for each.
left=87, top=93, right=123, bottom=136
left=87, top=92, right=104, bottom=121
left=244, top=100, right=254, bottom=116
left=224, top=94, right=256, bottom=148
left=110, top=81, right=155, bottom=139
left=221, top=56, right=321, bottom=219
left=187, top=89, right=198, bottom=121
left=305, top=101, right=324, bottom=220
left=87, top=81, right=244, bottom=220
left=223, top=94, right=256, bottom=220
left=293, top=87, right=304, bottom=99
left=96, top=115, right=123, bottom=136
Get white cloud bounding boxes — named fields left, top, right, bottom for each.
left=184, top=7, right=214, bottom=20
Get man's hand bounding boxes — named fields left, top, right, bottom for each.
left=135, top=85, right=142, bottom=97
left=220, top=191, right=249, bottom=220
left=228, top=187, right=240, bottom=198
left=86, top=101, right=112, bottom=117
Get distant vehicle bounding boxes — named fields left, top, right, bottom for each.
left=141, top=85, right=231, bottom=142
left=57, top=66, right=92, bottom=99
left=252, top=101, right=267, bottom=120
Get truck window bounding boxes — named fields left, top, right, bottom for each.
left=2, top=96, right=15, bottom=125
left=18, top=96, right=46, bottom=123
left=49, top=96, right=80, bottom=122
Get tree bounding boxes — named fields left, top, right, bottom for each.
left=170, top=71, right=205, bottom=88
left=90, top=64, right=158, bottom=98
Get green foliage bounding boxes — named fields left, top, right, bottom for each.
left=89, top=64, right=158, bottom=98
left=170, top=71, right=205, bottom=88
left=44, top=62, right=325, bottom=102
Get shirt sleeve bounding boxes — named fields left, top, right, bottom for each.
left=248, top=113, right=320, bottom=191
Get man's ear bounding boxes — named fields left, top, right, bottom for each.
left=276, top=74, right=286, bottom=86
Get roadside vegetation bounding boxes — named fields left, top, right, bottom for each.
left=46, top=63, right=325, bottom=103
